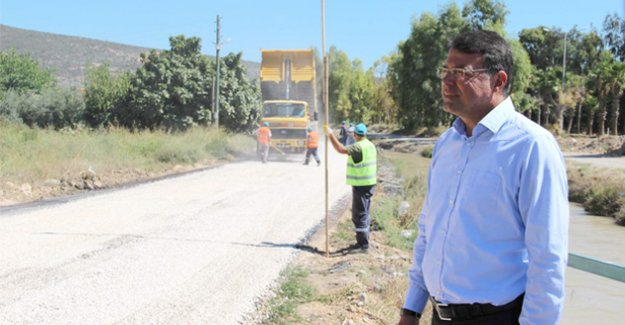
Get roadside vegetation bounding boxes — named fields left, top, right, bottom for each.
left=567, top=162, right=625, bottom=225
left=0, top=121, right=254, bottom=205
left=258, top=147, right=432, bottom=324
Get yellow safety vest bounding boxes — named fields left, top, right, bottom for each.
left=346, top=139, right=377, bottom=186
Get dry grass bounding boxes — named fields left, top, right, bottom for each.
left=0, top=121, right=255, bottom=205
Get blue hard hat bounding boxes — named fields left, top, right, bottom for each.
left=354, top=123, right=367, bottom=136
left=341, top=120, right=346, bottom=124
left=263, top=122, right=269, bottom=127
left=307, top=126, right=312, bottom=131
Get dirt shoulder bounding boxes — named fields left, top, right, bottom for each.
left=0, top=161, right=225, bottom=208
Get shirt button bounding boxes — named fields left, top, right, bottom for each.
left=448, top=200, right=453, bottom=206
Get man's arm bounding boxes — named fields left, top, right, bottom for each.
left=400, top=155, right=437, bottom=323
left=518, top=136, right=569, bottom=325
left=324, top=125, right=348, bottom=154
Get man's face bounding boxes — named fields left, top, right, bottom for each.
left=441, top=49, right=496, bottom=120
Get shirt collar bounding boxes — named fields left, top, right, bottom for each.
left=452, top=96, right=514, bottom=136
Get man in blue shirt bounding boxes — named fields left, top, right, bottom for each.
left=399, top=30, right=569, bottom=325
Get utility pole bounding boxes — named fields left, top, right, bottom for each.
left=213, top=15, right=221, bottom=128
left=562, top=31, right=567, bottom=91
left=321, top=0, right=330, bottom=257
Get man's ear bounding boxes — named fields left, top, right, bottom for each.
left=493, top=71, right=508, bottom=91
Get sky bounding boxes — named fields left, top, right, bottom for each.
left=1, top=0, right=624, bottom=70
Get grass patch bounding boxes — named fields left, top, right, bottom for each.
left=262, top=267, right=316, bottom=324
left=371, top=151, right=431, bottom=250
left=333, top=217, right=354, bottom=242
left=0, top=121, right=255, bottom=186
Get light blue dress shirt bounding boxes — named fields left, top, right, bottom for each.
left=403, top=97, right=569, bottom=325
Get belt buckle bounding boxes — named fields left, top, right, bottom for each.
left=434, top=302, right=453, bottom=321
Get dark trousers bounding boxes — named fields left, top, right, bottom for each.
left=431, top=296, right=523, bottom=325
left=352, top=185, right=375, bottom=247
left=304, top=148, right=320, bottom=164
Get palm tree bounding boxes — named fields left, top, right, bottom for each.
left=559, top=73, right=586, bottom=133
left=593, top=52, right=614, bottom=136
left=607, top=62, right=625, bottom=135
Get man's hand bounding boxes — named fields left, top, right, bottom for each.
left=324, top=124, right=332, bottom=135
left=398, top=315, right=420, bottom=325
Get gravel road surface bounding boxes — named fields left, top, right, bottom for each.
left=0, top=146, right=351, bottom=324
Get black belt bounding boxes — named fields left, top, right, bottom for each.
left=430, top=294, right=524, bottom=321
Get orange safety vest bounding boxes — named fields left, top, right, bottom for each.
left=307, top=131, right=318, bottom=148
left=257, top=127, right=271, bottom=144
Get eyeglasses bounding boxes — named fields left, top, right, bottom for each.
left=437, top=67, right=490, bottom=80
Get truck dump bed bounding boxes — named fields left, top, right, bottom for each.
left=260, top=49, right=317, bottom=119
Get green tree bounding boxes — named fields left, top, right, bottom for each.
left=462, top=0, right=507, bottom=30
left=591, top=51, right=614, bottom=135
left=559, top=73, right=587, bottom=133
left=369, top=58, right=397, bottom=125
left=327, top=47, right=377, bottom=124
left=328, top=46, right=353, bottom=122
left=603, top=13, right=625, bottom=61
left=214, top=53, right=261, bottom=132
left=389, top=4, right=466, bottom=130
left=84, top=64, right=130, bottom=128
left=121, top=36, right=213, bottom=131
left=347, top=59, right=375, bottom=123
left=0, top=49, right=55, bottom=96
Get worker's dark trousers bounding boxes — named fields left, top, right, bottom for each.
left=304, top=148, right=320, bottom=164
left=352, top=185, right=375, bottom=247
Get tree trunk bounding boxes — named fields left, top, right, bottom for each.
left=566, top=109, right=574, bottom=133
left=543, top=105, right=550, bottom=126
left=598, top=102, right=607, bottom=136
left=576, top=102, right=582, bottom=134
left=587, top=109, right=595, bottom=135
left=536, top=105, right=542, bottom=126
left=554, top=105, right=565, bottom=132
left=611, top=92, right=620, bottom=135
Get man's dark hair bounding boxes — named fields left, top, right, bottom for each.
left=449, top=29, right=514, bottom=94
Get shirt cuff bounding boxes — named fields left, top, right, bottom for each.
left=403, top=284, right=430, bottom=314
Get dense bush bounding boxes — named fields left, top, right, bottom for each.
left=420, top=146, right=433, bottom=158
left=0, top=87, right=85, bottom=129
left=84, top=64, right=131, bottom=128
left=568, top=163, right=625, bottom=225
left=583, top=186, right=624, bottom=218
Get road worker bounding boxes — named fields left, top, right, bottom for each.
left=303, top=126, right=321, bottom=166
left=325, top=122, right=377, bottom=253
left=256, top=121, right=272, bottom=164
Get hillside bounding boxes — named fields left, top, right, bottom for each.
left=0, top=24, right=260, bottom=88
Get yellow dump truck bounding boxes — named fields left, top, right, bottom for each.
left=260, top=49, right=318, bottom=152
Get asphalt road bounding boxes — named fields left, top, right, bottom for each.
left=0, top=146, right=351, bottom=324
